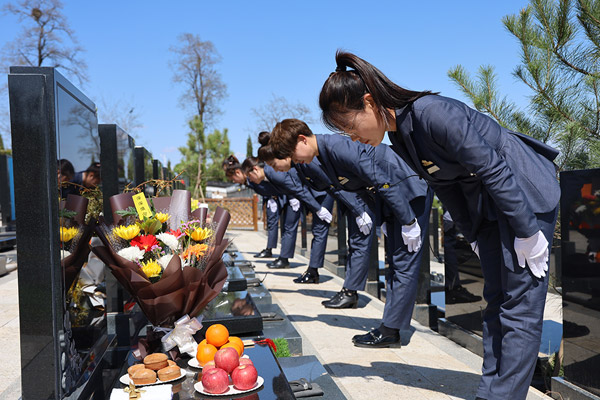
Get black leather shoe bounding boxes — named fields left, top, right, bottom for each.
left=352, top=328, right=400, bottom=348
left=293, top=269, right=319, bottom=284
left=254, top=249, right=273, bottom=258
left=446, top=286, right=482, bottom=304
left=267, top=258, right=290, bottom=269
left=322, top=289, right=358, bottom=309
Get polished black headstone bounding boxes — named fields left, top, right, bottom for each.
left=198, top=292, right=263, bottom=337
left=99, top=124, right=135, bottom=224
left=560, top=169, right=600, bottom=397
left=9, top=67, right=121, bottom=399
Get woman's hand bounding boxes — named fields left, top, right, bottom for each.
left=513, top=230, right=549, bottom=278
left=402, top=219, right=422, bottom=252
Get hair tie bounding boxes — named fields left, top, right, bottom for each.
left=335, top=65, right=346, bottom=72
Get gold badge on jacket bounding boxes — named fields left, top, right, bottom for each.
left=422, top=160, right=440, bottom=174
left=338, top=176, right=349, bottom=185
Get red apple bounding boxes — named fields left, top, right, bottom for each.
left=203, top=360, right=216, bottom=371
left=231, top=364, right=258, bottom=390
left=238, top=357, right=254, bottom=366
left=201, top=368, right=229, bottom=394
left=214, top=347, right=239, bottom=374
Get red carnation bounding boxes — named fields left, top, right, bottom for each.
left=168, top=228, right=184, bottom=239
left=130, top=234, right=159, bottom=252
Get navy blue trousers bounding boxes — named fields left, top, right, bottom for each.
left=342, top=203, right=377, bottom=291
left=476, top=207, right=558, bottom=400
left=280, top=203, right=300, bottom=258
left=265, top=198, right=280, bottom=249
left=381, top=190, right=433, bottom=330
left=309, top=194, right=334, bottom=268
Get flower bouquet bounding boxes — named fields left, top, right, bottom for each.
left=92, top=189, right=230, bottom=328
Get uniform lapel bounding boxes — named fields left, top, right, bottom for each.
left=393, top=106, right=439, bottom=182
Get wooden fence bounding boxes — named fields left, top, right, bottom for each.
left=205, top=195, right=258, bottom=230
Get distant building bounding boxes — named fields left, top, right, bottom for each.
left=205, top=181, right=241, bottom=199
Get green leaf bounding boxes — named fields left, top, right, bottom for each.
left=115, top=206, right=138, bottom=217
left=59, top=209, right=77, bottom=219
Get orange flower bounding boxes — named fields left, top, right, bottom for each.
left=182, top=243, right=208, bottom=260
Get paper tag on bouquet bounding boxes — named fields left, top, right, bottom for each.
left=132, top=193, right=153, bottom=220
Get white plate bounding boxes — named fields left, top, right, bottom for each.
left=187, top=358, right=202, bottom=369
left=119, top=369, right=186, bottom=386
left=194, top=376, right=264, bottom=396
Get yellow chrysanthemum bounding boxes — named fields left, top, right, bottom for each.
left=140, top=260, right=162, bottom=278
left=60, top=226, right=79, bottom=242
left=155, top=212, right=170, bottom=223
left=191, top=199, right=200, bottom=212
left=189, top=227, right=213, bottom=242
left=113, top=225, right=141, bottom=240
left=182, top=243, right=208, bottom=260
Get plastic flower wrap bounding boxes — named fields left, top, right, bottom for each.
left=92, top=189, right=230, bottom=327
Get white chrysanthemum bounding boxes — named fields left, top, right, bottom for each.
left=117, top=246, right=145, bottom=262
left=157, top=254, right=174, bottom=269
left=156, top=233, right=179, bottom=251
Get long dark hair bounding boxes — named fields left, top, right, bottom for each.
left=319, top=50, right=436, bottom=131
left=223, top=155, right=241, bottom=178
left=241, top=157, right=264, bottom=174
left=257, top=131, right=274, bottom=162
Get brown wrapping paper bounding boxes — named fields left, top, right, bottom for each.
left=92, top=192, right=230, bottom=327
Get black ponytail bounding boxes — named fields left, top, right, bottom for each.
left=319, top=50, right=436, bottom=132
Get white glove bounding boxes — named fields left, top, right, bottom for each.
left=316, top=207, right=333, bottom=223
left=470, top=241, right=480, bottom=259
left=355, top=212, right=372, bottom=235
left=267, top=198, right=277, bottom=213
left=514, top=230, right=549, bottom=279
left=381, top=222, right=387, bottom=237
left=402, top=219, right=422, bottom=252
left=289, top=198, right=300, bottom=212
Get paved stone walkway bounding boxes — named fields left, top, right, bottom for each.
left=229, top=229, right=550, bottom=400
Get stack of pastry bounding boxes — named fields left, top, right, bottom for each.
left=127, top=353, right=181, bottom=385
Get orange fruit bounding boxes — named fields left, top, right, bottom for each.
left=196, top=342, right=218, bottom=366
left=205, top=324, right=229, bottom=347
left=227, top=336, right=244, bottom=355
left=221, top=341, right=243, bottom=357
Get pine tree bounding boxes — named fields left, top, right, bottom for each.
left=205, top=128, right=230, bottom=182
left=175, top=116, right=206, bottom=199
left=246, top=135, right=253, bottom=158
left=448, top=0, right=600, bottom=170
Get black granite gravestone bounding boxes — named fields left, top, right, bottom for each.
left=559, top=169, right=600, bottom=397
left=9, top=67, right=121, bottom=399
left=99, top=125, right=135, bottom=224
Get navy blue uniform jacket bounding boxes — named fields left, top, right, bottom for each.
left=316, top=134, right=428, bottom=225
left=294, top=158, right=368, bottom=218
left=263, top=164, right=324, bottom=213
left=389, top=94, right=560, bottom=243
left=246, top=177, right=286, bottom=209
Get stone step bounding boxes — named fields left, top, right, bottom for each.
left=279, top=355, right=347, bottom=399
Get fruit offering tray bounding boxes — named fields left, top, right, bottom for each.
left=113, top=343, right=296, bottom=399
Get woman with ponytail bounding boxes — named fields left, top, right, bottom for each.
left=317, top=51, right=560, bottom=400
left=224, top=154, right=282, bottom=259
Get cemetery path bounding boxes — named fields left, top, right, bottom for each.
left=229, top=229, right=551, bottom=400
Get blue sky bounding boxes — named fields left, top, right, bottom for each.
left=1, top=0, right=532, bottom=167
